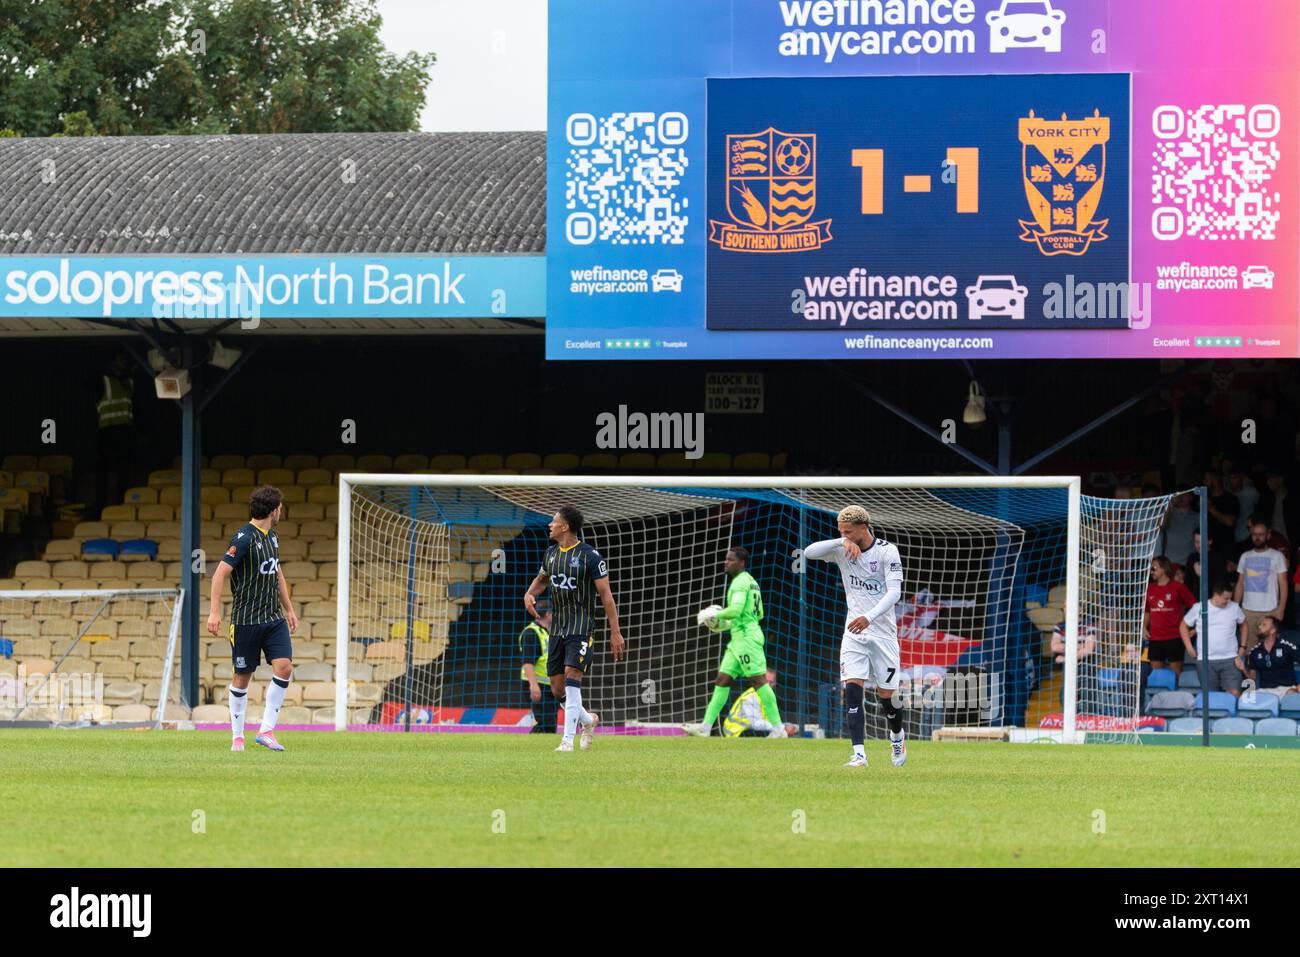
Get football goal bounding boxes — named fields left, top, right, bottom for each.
left=334, top=475, right=1171, bottom=741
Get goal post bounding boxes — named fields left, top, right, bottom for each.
left=0, top=587, right=184, bottom=727
left=333, top=474, right=1167, bottom=740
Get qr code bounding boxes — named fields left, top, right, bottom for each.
left=564, top=112, right=689, bottom=245
left=1151, top=104, right=1282, bottom=241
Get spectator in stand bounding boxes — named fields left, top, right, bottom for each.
left=1183, top=529, right=1230, bottom=600
left=1260, top=470, right=1300, bottom=549
left=1179, top=580, right=1247, bottom=698
left=1203, top=470, right=1239, bottom=550
left=1160, top=493, right=1199, bottom=570
left=1229, top=466, right=1261, bottom=542
left=1233, top=520, right=1289, bottom=651
left=1145, top=557, right=1196, bottom=677
left=1050, top=619, right=1098, bottom=663
left=1245, top=616, right=1299, bottom=697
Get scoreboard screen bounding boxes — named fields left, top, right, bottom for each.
left=547, top=0, right=1297, bottom=360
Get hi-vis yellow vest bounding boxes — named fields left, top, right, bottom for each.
left=519, top=621, right=549, bottom=681
left=97, top=376, right=133, bottom=428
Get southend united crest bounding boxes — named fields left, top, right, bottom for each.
left=1019, top=109, right=1110, bottom=256
left=709, top=128, right=832, bottom=253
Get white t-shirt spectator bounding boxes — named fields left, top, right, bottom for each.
left=1236, top=547, right=1287, bottom=611
left=1183, top=601, right=1245, bottom=660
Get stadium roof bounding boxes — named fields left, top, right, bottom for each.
left=0, top=131, right=545, bottom=336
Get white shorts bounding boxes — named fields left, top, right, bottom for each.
left=840, top=635, right=900, bottom=690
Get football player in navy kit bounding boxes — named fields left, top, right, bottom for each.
left=208, top=485, right=298, bottom=753
left=524, top=505, right=625, bottom=752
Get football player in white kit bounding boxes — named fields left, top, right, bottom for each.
left=804, top=505, right=907, bottom=768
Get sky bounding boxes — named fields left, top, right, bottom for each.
left=376, top=0, right=547, bottom=133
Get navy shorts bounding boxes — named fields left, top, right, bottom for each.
left=230, top=620, right=293, bottom=674
left=547, top=633, right=592, bottom=677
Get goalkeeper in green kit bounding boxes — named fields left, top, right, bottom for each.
left=683, top=547, right=786, bottom=738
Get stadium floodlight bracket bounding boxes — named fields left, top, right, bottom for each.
left=334, top=474, right=1085, bottom=738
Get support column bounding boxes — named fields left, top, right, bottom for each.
left=179, top=341, right=202, bottom=709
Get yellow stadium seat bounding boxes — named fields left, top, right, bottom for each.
left=52, top=561, right=89, bottom=580
left=210, top=454, right=245, bottom=471
left=101, top=505, right=137, bottom=523
left=199, top=468, right=221, bottom=485
left=15, top=470, right=50, bottom=494
left=0, top=471, right=11, bottom=488
left=284, top=454, right=319, bottom=471
left=21, top=658, right=57, bottom=676
left=296, top=468, right=332, bottom=487
left=505, top=452, right=542, bottom=471
left=258, top=468, right=294, bottom=486
left=201, top=487, right=231, bottom=506
left=467, top=453, right=503, bottom=471
left=158, top=487, right=183, bottom=507
left=97, top=659, right=135, bottom=680
left=771, top=452, right=789, bottom=472
left=245, top=454, right=282, bottom=472
left=38, top=454, right=74, bottom=477
left=281, top=561, right=318, bottom=581
left=393, top=454, right=429, bottom=472
left=2, top=454, right=38, bottom=471
left=618, top=452, right=656, bottom=470
left=542, top=453, right=580, bottom=472
left=320, top=454, right=355, bottom=472
left=0, top=488, right=30, bottom=514
left=279, top=485, right=306, bottom=504
left=356, top=454, right=393, bottom=472
left=123, top=486, right=158, bottom=505
left=94, top=562, right=127, bottom=581
left=657, top=451, right=692, bottom=470
left=15, top=560, right=51, bottom=579
left=580, top=453, right=617, bottom=470
left=308, top=486, right=336, bottom=505
left=428, top=454, right=467, bottom=471
left=222, top=468, right=254, bottom=487
left=42, top=540, right=81, bottom=561
left=109, top=521, right=146, bottom=540
left=147, top=469, right=181, bottom=487
left=137, top=504, right=174, bottom=522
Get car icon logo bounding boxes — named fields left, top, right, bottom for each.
left=966, top=275, right=1029, bottom=320
left=1243, top=265, right=1274, bottom=290
left=652, top=268, right=684, bottom=293
left=987, top=0, right=1067, bottom=53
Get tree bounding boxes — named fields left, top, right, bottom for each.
left=0, top=0, right=436, bottom=136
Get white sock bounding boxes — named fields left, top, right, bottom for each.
left=563, top=684, right=583, bottom=739
left=260, top=676, right=289, bottom=734
left=890, top=730, right=905, bottom=742
left=229, top=686, right=248, bottom=738
left=853, top=744, right=865, bottom=757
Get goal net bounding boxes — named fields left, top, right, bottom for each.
left=335, top=476, right=1170, bottom=741
left=0, top=588, right=184, bottom=727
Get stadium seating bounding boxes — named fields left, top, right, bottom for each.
left=1177, top=669, right=1201, bottom=689
left=1146, top=691, right=1195, bottom=718
left=1191, top=692, right=1237, bottom=718
left=1236, top=691, right=1281, bottom=720
left=1166, top=716, right=1205, bottom=734
left=1254, top=718, right=1298, bottom=736
left=1211, top=717, right=1254, bottom=734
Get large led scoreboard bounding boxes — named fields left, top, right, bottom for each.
left=547, top=0, right=1297, bottom=360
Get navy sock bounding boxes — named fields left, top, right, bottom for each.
left=881, top=695, right=904, bottom=735
left=845, top=683, right=865, bottom=747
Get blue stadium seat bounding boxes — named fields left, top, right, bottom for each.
left=1191, top=692, right=1237, bottom=718
left=1236, top=691, right=1281, bottom=720
left=1146, top=690, right=1195, bottom=718
left=0, top=639, right=12, bottom=658
left=1177, top=669, right=1201, bottom=689
left=1279, top=695, right=1300, bottom=718
left=1211, top=717, right=1254, bottom=734
left=1254, top=718, right=1298, bottom=736
left=81, top=538, right=119, bottom=559
left=1166, top=716, right=1204, bottom=734
left=1147, top=669, right=1177, bottom=692
left=118, top=539, right=158, bottom=560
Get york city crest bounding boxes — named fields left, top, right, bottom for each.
left=1019, top=109, right=1110, bottom=256
left=709, top=128, right=832, bottom=253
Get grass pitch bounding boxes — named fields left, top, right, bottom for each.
left=1, top=729, right=1294, bottom=867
